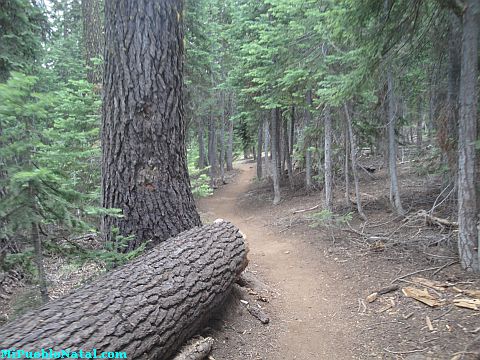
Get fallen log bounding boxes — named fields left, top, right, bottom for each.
left=416, top=210, right=458, bottom=229
left=0, top=221, right=248, bottom=360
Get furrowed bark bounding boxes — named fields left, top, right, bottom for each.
left=101, top=0, right=201, bottom=250
left=457, top=0, right=479, bottom=272
left=0, top=221, right=248, bottom=360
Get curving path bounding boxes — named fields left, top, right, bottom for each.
left=198, top=163, right=359, bottom=360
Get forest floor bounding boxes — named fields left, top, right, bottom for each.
left=1, top=157, right=480, bottom=359
left=197, top=159, right=480, bottom=360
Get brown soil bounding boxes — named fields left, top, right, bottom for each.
left=197, top=161, right=480, bottom=360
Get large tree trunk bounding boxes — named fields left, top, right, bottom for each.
left=386, top=69, right=405, bottom=215
left=457, top=0, right=479, bottom=272
left=271, top=109, right=281, bottom=205
left=101, top=0, right=201, bottom=250
left=305, top=90, right=313, bottom=189
left=324, top=106, right=333, bottom=211
left=81, top=0, right=103, bottom=84
left=0, top=221, right=248, bottom=359
left=344, top=103, right=366, bottom=220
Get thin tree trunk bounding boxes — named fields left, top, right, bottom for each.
left=32, top=220, right=48, bottom=303
left=344, top=123, right=351, bottom=209
left=344, top=103, right=366, bottom=220
left=226, top=95, right=234, bottom=171
left=284, top=116, right=293, bottom=189
left=305, top=90, right=313, bottom=189
left=271, top=109, right=281, bottom=205
left=208, top=114, right=217, bottom=188
left=387, top=69, right=405, bottom=215
left=275, top=109, right=282, bottom=179
left=256, top=123, right=263, bottom=179
left=263, top=117, right=270, bottom=177
left=290, top=106, right=295, bottom=155
left=446, top=12, right=462, bottom=177
left=198, top=117, right=207, bottom=169
left=101, top=0, right=201, bottom=249
left=416, top=99, right=423, bottom=150
left=220, top=104, right=226, bottom=184
left=279, top=116, right=285, bottom=177
left=457, top=0, right=479, bottom=272
left=324, top=106, right=333, bottom=211
left=428, top=69, right=437, bottom=142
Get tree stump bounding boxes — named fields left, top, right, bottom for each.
left=0, top=221, right=248, bottom=360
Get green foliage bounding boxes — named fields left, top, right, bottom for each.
left=3, top=251, right=35, bottom=274
left=308, top=210, right=353, bottom=228
left=0, top=0, right=48, bottom=81
left=0, top=72, right=100, bottom=247
left=191, top=173, right=214, bottom=198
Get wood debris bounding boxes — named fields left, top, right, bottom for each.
left=415, top=210, right=458, bottom=229
left=411, top=277, right=447, bottom=291
left=460, top=289, right=480, bottom=299
left=246, top=305, right=270, bottom=324
left=366, top=285, right=398, bottom=303
left=172, top=337, right=215, bottom=360
left=366, top=293, right=378, bottom=303
left=293, top=204, right=320, bottom=214
left=425, top=316, right=434, bottom=331
left=402, top=286, right=443, bottom=307
left=453, top=298, right=480, bottom=311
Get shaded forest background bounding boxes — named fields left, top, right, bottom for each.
left=0, top=0, right=479, bottom=307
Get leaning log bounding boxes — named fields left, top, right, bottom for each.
left=0, top=221, right=248, bottom=360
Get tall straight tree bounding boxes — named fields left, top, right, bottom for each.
left=456, top=0, right=479, bottom=272
left=324, top=106, right=333, bottom=211
left=81, top=0, right=103, bottom=83
left=102, top=0, right=201, bottom=250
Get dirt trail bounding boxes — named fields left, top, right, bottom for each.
left=198, top=163, right=358, bottom=360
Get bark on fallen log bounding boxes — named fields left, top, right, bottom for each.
left=0, top=221, right=248, bottom=360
